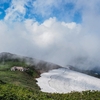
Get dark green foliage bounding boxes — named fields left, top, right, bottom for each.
left=25, top=66, right=40, bottom=78
left=0, top=84, right=100, bottom=100
left=0, top=80, right=6, bottom=84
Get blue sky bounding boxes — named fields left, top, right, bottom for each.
left=0, top=2, right=9, bottom=19
left=0, top=0, right=100, bottom=69
left=0, top=0, right=82, bottom=23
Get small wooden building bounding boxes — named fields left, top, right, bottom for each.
left=11, top=66, right=27, bottom=71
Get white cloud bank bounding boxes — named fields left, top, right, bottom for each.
left=0, top=0, right=100, bottom=70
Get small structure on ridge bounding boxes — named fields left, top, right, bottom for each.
left=11, top=66, right=28, bottom=71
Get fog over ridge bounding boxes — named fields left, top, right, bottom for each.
left=0, top=0, right=100, bottom=70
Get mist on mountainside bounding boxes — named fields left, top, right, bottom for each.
left=0, top=0, right=100, bottom=73
left=0, top=52, right=61, bottom=73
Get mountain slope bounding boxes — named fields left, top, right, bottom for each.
left=0, top=52, right=61, bottom=90
left=68, top=65, right=100, bottom=78
left=0, top=52, right=61, bottom=73
left=0, top=52, right=100, bottom=99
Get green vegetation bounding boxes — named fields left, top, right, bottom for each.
left=0, top=83, right=100, bottom=100
left=0, top=60, right=40, bottom=90
left=0, top=58, right=100, bottom=100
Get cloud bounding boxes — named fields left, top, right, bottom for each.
left=0, top=0, right=100, bottom=70
left=32, top=0, right=100, bottom=23
left=0, top=18, right=80, bottom=64
left=32, top=0, right=77, bottom=21
left=0, top=17, right=100, bottom=70
left=4, top=0, right=30, bottom=21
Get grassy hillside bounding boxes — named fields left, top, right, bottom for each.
left=0, top=83, right=100, bottom=100
left=0, top=53, right=100, bottom=100
left=0, top=60, right=40, bottom=91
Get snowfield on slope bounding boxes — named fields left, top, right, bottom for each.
left=36, top=68, right=100, bottom=93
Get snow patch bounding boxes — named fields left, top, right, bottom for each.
left=36, top=68, right=100, bottom=93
